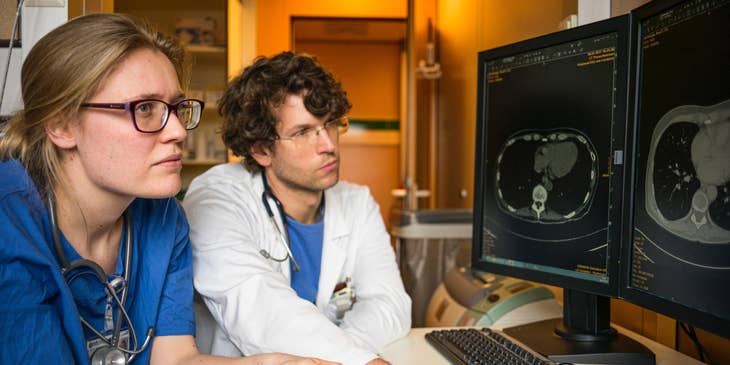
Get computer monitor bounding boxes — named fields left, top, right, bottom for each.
left=472, top=15, right=654, bottom=364
left=621, top=0, right=730, bottom=340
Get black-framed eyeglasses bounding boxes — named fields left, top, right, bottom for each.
left=80, top=98, right=204, bottom=133
left=272, top=116, right=349, bottom=147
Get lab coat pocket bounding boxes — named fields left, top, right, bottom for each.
left=324, top=277, right=356, bottom=324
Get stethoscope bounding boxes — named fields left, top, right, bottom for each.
left=259, top=174, right=301, bottom=272
left=47, top=196, right=154, bottom=365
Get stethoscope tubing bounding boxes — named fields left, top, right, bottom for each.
left=46, top=195, right=153, bottom=361
left=260, top=175, right=302, bottom=272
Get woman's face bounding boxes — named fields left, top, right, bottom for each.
left=65, top=48, right=187, bottom=200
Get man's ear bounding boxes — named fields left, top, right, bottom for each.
left=46, top=118, right=77, bottom=149
left=249, top=141, right=272, bottom=167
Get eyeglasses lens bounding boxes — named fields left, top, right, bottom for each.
left=177, top=100, right=202, bottom=130
left=133, top=100, right=202, bottom=132
left=134, top=101, right=168, bottom=132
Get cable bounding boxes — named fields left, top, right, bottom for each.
left=679, top=323, right=703, bottom=361
left=679, top=322, right=717, bottom=365
left=0, top=0, right=25, bottom=112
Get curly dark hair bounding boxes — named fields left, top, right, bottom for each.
left=219, top=51, right=352, bottom=173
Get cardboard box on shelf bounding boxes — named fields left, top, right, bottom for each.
left=175, top=16, right=217, bottom=46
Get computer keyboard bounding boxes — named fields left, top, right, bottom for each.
left=425, top=328, right=557, bottom=365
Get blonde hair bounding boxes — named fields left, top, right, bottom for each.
left=0, top=13, right=188, bottom=196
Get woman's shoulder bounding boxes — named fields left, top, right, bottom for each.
left=0, top=161, right=59, bottom=283
left=129, top=198, right=190, bottom=256
left=0, top=160, right=47, bottom=229
left=0, top=159, right=37, bottom=198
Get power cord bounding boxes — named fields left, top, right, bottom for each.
left=679, top=322, right=717, bottom=365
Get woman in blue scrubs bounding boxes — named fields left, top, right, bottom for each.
left=0, top=13, right=336, bottom=365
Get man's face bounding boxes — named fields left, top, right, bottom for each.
left=260, top=93, right=341, bottom=196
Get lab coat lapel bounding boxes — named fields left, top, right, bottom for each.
left=316, top=188, right=350, bottom=309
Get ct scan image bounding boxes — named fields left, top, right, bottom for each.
left=644, top=99, right=730, bottom=244
left=495, top=128, right=599, bottom=224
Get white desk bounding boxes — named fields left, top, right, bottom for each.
left=380, top=326, right=703, bottom=365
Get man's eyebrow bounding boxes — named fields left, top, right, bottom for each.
left=283, top=120, right=319, bottom=132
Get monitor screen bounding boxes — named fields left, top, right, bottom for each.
left=622, top=0, right=730, bottom=339
left=473, top=17, right=628, bottom=298
left=471, top=15, right=657, bottom=364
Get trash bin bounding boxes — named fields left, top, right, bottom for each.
left=391, top=209, right=472, bottom=327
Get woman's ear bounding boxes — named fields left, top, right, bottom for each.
left=46, top=118, right=77, bottom=149
left=249, top=141, right=272, bottom=167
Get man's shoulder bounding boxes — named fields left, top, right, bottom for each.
left=182, top=162, right=262, bottom=215
left=327, top=181, right=377, bottom=212
left=330, top=180, right=372, bottom=197
left=192, top=162, right=252, bottom=183
left=187, top=162, right=263, bottom=195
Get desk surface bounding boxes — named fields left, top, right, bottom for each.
left=380, top=326, right=703, bottom=365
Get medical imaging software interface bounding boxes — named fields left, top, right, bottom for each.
left=629, top=0, right=730, bottom=321
left=479, top=31, right=621, bottom=284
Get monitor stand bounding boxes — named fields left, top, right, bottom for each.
left=502, top=289, right=656, bottom=365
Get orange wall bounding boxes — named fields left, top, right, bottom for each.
left=297, top=41, right=402, bottom=119
left=339, top=144, right=401, bottom=227
left=434, top=0, right=576, bottom=208
left=256, top=0, right=407, bottom=57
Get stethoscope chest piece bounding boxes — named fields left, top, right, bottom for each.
left=91, top=346, right=127, bottom=365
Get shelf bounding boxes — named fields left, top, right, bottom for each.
left=186, top=45, right=226, bottom=66
left=186, top=44, right=226, bottom=54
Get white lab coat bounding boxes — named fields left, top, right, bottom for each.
left=182, top=162, right=411, bottom=365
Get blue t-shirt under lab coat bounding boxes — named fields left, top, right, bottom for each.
left=0, top=159, right=195, bottom=364
left=287, top=215, right=324, bottom=303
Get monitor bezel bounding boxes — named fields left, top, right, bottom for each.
left=619, top=0, right=730, bottom=339
left=471, top=15, right=631, bottom=298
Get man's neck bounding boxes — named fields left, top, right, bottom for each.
left=264, top=173, right=324, bottom=224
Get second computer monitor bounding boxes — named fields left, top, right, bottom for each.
left=622, top=0, right=730, bottom=339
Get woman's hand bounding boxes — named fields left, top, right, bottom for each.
left=150, top=336, right=341, bottom=365
left=269, top=353, right=340, bottom=365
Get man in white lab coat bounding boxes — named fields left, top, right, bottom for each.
left=182, top=51, right=411, bottom=365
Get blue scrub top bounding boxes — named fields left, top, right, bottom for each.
left=0, top=159, right=195, bottom=364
